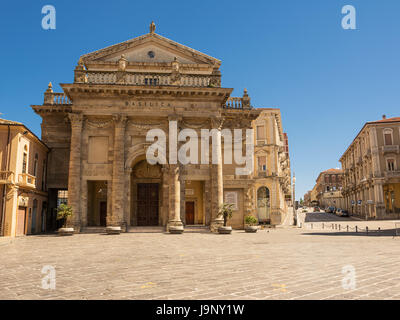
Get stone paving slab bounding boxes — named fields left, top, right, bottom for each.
left=1, top=228, right=400, bottom=300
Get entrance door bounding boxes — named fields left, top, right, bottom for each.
left=100, top=201, right=107, bottom=227
left=185, top=201, right=195, bottom=225
left=137, top=183, right=159, bottom=226
left=16, top=207, right=26, bottom=236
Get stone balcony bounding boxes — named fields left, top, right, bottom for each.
left=43, top=83, right=72, bottom=105
left=0, top=171, right=14, bottom=184
left=17, top=173, right=36, bottom=189
left=382, top=145, right=399, bottom=154
left=384, top=170, right=400, bottom=178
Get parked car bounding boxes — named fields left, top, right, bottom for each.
left=313, top=206, right=320, bottom=212
left=336, top=208, right=342, bottom=216
left=325, top=206, right=335, bottom=213
left=340, top=210, right=350, bottom=217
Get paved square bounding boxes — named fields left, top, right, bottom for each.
left=1, top=224, right=400, bottom=300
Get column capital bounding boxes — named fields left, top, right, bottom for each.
left=68, top=112, right=83, bottom=128
left=168, top=114, right=182, bottom=122
left=211, top=116, right=224, bottom=130
left=112, top=114, right=127, bottom=128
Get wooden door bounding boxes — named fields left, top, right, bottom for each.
left=185, top=201, right=195, bottom=225
left=16, top=207, right=26, bottom=236
left=100, top=201, right=107, bottom=227
left=137, top=183, right=159, bottom=226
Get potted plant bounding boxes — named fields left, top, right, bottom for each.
left=244, top=215, right=258, bottom=233
left=217, top=203, right=234, bottom=234
left=56, top=203, right=74, bottom=236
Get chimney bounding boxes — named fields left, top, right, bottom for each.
left=382, top=115, right=386, bottom=119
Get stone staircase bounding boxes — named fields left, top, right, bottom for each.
left=184, top=225, right=210, bottom=233
left=80, top=227, right=106, bottom=234
left=127, top=226, right=165, bottom=233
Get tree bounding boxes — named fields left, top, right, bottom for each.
left=217, top=203, right=234, bottom=227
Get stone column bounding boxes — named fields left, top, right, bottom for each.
left=210, top=117, right=224, bottom=232
left=110, top=114, right=127, bottom=229
left=166, top=116, right=184, bottom=231
left=167, top=164, right=184, bottom=230
left=67, top=112, right=83, bottom=231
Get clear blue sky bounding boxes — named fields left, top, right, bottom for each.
left=1, top=0, right=399, bottom=200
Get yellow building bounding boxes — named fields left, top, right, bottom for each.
left=0, top=118, right=49, bottom=237
left=340, top=116, right=400, bottom=219
left=252, top=109, right=291, bottom=224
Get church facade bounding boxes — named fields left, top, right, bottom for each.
left=31, top=23, right=291, bottom=233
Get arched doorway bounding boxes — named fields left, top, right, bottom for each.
left=131, top=160, right=162, bottom=226
left=257, top=187, right=271, bottom=224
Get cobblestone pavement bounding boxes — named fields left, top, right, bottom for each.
left=1, top=227, right=400, bottom=300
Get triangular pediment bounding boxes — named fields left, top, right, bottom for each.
left=80, top=32, right=221, bottom=66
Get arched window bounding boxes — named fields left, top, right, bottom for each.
left=257, top=187, right=271, bottom=223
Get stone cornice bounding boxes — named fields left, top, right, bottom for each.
left=60, top=83, right=232, bottom=103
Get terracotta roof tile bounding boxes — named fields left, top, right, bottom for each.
left=0, top=118, right=22, bottom=125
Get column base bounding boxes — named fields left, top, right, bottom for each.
left=167, top=220, right=183, bottom=232
left=210, top=219, right=224, bottom=233
left=67, top=222, right=81, bottom=233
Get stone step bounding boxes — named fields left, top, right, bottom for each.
left=184, top=225, right=210, bottom=233
left=127, top=227, right=165, bottom=233
left=81, top=227, right=106, bottom=234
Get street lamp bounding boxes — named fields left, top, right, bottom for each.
left=292, top=173, right=297, bottom=226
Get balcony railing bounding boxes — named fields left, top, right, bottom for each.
left=44, top=92, right=72, bottom=105
left=82, top=70, right=218, bottom=88
left=18, top=173, right=36, bottom=189
left=382, top=145, right=399, bottom=154
left=385, top=170, right=400, bottom=178
left=0, top=171, right=14, bottom=184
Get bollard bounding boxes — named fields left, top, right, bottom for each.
left=339, top=225, right=341, bottom=231
left=311, top=223, right=313, bottom=229
left=378, top=227, right=381, bottom=233
left=356, top=226, right=358, bottom=233
left=322, top=223, right=324, bottom=229
left=366, top=226, right=368, bottom=235
left=332, top=223, right=334, bottom=229
left=347, top=225, right=349, bottom=232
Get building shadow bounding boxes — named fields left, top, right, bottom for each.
left=301, top=229, right=399, bottom=237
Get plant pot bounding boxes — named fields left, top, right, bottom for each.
left=218, top=226, right=232, bottom=234
left=106, top=226, right=121, bottom=235
left=245, top=226, right=258, bottom=233
left=58, top=227, right=74, bottom=236
left=169, top=226, right=184, bottom=234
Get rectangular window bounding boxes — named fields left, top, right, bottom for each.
left=387, top=159, right=395, bottom=171
left=258, top=156, right=266, bottom=172
left=384, top=133, right=393, bottom=145
left=42, top=160, right=47, bottom=191
left=256, top=126, right=265, bottom=140
left=57, top=190, right=68, bottom=206
left=22, top=153, right=27, bottom=173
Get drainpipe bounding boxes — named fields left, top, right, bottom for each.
left=1, top=124, right=11, bottom=236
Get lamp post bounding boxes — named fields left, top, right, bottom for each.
left=292, top=173, right=297, bottom=226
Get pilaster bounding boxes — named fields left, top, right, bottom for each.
left=67, top=112, right=83, bottom=231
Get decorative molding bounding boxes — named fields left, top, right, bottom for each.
left=86, top=118, right=113, bottom=129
